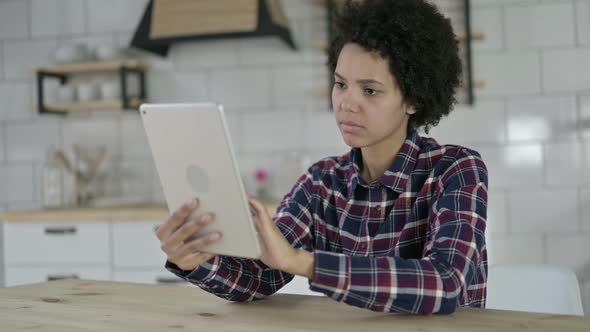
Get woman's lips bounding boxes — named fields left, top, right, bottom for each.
left=340, top=121, right=363, bottom=134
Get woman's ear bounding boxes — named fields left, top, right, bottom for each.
left=404, top=102, right=417, bottom=115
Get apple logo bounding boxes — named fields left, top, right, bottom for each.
left=186, top=164, right=209, bottom=193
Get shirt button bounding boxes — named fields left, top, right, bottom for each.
left=360, top=243, right=367, bottom=249
left=375, top=205, right=382, bottom=212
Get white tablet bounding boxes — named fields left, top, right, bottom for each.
left=140, top=103, right=261, bottom=259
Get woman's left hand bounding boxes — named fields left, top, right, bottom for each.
left=248, top=197, right=314, bottom=278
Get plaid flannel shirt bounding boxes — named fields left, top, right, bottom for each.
left=166, top=130, right=488, bottom=314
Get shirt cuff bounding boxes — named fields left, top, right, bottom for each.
left=165, top=256, right=221, bottom=284
left=309, top=250, right=350, bottom=300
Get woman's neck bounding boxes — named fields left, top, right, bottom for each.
left=360, top=128, right=408, bottom=184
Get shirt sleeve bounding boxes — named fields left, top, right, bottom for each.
left=165, top=169, right=317, bottom=302
left=309, top=149, right=488, bottom=314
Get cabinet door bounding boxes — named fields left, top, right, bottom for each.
left=4, top=223, right=110, bottom=265
left=112, top=221, right=167, bottom=268
left=5, top=266, right=111, bottom=287
left=113, top=269, right=189, bottom=286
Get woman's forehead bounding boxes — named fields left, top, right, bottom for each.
left=336, top=43, right=394, bottom=85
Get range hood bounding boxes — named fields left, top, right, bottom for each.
left=131, top=0, right=296, bottom=56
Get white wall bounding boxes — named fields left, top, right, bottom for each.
left=0, top=0, right=588, bottom=314
left=432, top=0, right=590, bottom=314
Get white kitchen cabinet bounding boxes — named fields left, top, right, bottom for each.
left=112, top=221, right=167, bottom=268
left=5, top=266, right=111, bottom=287
left=4, top=223, right=110, bottom=265
left=0, top=206, right=170, bottom=288
left=0, top=203, right=294, bottom=291
left=112, top=268, right=189, bottom=286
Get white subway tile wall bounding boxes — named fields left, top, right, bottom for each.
left=486, top=233, right=545, bottom=265
left=471, top=7, right=503, bottom=51
left=581, top=95, right=590, bottom=139
left=582, top=188, right=590, bottom=232
left=119, top=113, right=152, bottom=160
left=5, top=119, right=60, bottom=161
left=30, top=0, right=86, bottom=37
left=474, top=144, right=544, bottom=189
left=171, top=40, right=240, bottom=70
left=577, top=0, right=590, bottom=45
left=505, top=2, right=575, bottom=49
left=544, top=142, right=586, bottom=187
left=546, top=234, right=590, bottom=273
left=0, top=123, right=4, bottom=161
left=86, top=0, right=148, bottom=34
left=506, top=96, right=578, bottom=142
left=486, top=190, right=509, bottom=235
left=0, top=42, right=4, bottom=79
left=0, top=0, right=29, bottom=40
left=0, top=82, right=32, bottom=121
left=3, top=40, right=58, bottom=80
left=474, top=52, right=541, bottom=96
left=60, top=117, right=121, bottom=159
left=436, top=101, right=507, bottom=146
left=210, top=68, right=272, bottom=109
left=508, top=190, right=580, bottom=233
left=147, top=70, right=209, bottom=104
left=0, top=0, right=589, bottom=314
left=241, top=111, right=306, bottom=153
left=0, top=163, right=35, bottom=204
left=543, top=49, right=590, bottom=92
left=304, top=110, right=349, bottom=151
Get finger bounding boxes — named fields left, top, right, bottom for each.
left=162, top=213, right=215, bottom=254
left=156, top=198, right=199, bottom=240
left=248, top=197, right=267, bottom=219
left=174, top=252, right=216, bottom=271
left=248, top=198, right=273, bottom=231
left=169, top=231, right=222, bottom=262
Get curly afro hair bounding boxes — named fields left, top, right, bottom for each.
left=327, top=0, right=462, bottom=132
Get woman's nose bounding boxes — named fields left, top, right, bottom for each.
left=339, top=91, right=359, bottom=113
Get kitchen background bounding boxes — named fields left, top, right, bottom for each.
left=0, top=0, right=588, bottom=315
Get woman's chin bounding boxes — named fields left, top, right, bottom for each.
left=341, top=135, right=365, bottom=149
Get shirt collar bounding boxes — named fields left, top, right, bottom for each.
left=346, top=130, right=421, bottom=198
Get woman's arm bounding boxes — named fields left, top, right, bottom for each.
left=166, top=170, right=317, bottom=301
left=309, top=152, right=488, bottom=314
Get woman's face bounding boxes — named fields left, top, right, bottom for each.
left=332, top=43, right=415, bottom=149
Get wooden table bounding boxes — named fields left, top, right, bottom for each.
left=0, top=280, right=587, bottom=331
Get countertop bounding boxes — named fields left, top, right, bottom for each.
left=0, top=202, right=280, bottom=223
left=0, top=279, right=588, bottom=332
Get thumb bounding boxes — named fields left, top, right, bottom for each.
left=248, top=197, right=264, bottom=217
left=248, top=197, right=272, bottom=230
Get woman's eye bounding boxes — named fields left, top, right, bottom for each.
left=334, top=81, right=346, bottom=89
left=364, top=88, right=378, bottom=96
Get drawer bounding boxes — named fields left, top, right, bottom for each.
left=3, top=223, right=110, bottom=265
left=278, top=275, right=323, bottom=296
left=112, top=222, right=167, bottom=268
left=5, top=266, right=111, bottom=287
left=113, top=269, right=189, bottom=286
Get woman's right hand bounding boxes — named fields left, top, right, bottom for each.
left=155, top=198, right=223, bottom=271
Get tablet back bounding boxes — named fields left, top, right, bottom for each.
left=140, top=103, right=260, bottom=259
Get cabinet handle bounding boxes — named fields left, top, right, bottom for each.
left=44, top=227, right=77, bottom=235
left=47, top=274, right=80, bottom=281
left=156, top=276, right=186, bottom=284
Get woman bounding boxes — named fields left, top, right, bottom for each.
left=156, top=0, right=488, bottom=315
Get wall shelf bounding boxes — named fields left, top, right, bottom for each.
left=35, top=60, right=147, bottom=115
left=34, top=60, right=147, bottom=75
left=43, top=98, right=144, bottom=113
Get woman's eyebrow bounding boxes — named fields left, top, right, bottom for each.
left=334, top=72, right=384, bottom=86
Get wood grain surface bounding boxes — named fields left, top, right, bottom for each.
left=0, top=279, right=588, bottom=331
